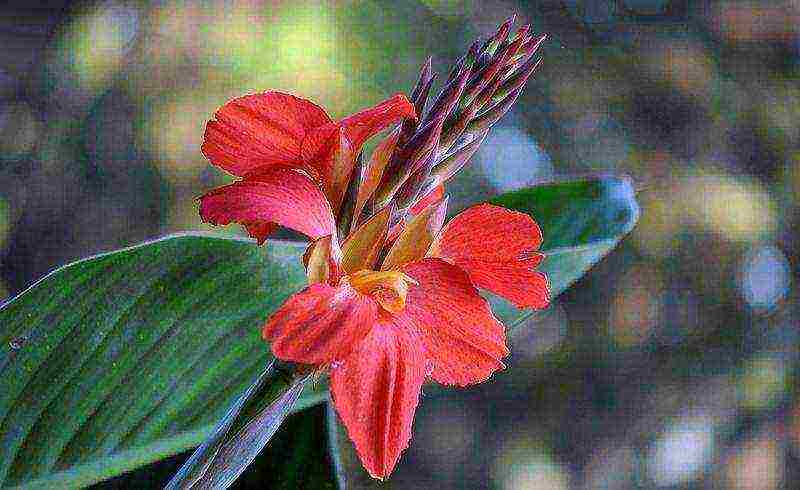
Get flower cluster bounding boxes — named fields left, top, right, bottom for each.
left=199, top=17, right=549, bottom=480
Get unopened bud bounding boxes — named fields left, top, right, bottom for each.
left=430, top=129, right=488, bottom=185
left=491, top=55, right=542, bottom=107
left=465, top=85, right=524, bottom=135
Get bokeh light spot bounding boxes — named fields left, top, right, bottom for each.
left=59, top=2, right=140, bottom=90
left=494, top=438, right=570, bottom=490
left=476, top=126, right=553, bottom=192
left=632, top=188, right=683, bottom=257
left=725, top=432, right=783, bottom=490
left=738, top=245, right=791, bottom=311
left=684, top=169, right=778, bottom=243
left=647, top=414, right=716, bottom=487
left=644, top=41, right=715, bottom=98
left=737, top=354, right=790, bottom=411
left=140, top=92, right=221, bottom=185
left=609, top=265, right=664, bottom=347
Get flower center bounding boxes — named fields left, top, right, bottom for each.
left=347, top=270, right=418, bottom=314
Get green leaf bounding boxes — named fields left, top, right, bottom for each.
left=0, top=236, right=323, bottom=488
left=0, top=176, right=638, bottom=488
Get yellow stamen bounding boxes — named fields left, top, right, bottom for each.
left=347, top=270, right=418, bottom=314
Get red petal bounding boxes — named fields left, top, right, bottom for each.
left=431, top=203, right=550, bottom=309
left=316, top=127, right=359, bottom=212
left=330, top=318, right=426, bottom=479
left=298, top=95, right=415, bottom=209
left=202, top=92, right=332, bottom=176
left=242, top=221, right=277, bottom=245
left=397, top=258, right=509, bottom=386
left=199, top=166, right=336, bottom=240
left=262, top=282, right=377, bottom=364
left=338, top=93, right=417, bottom=151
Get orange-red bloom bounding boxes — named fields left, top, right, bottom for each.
left=198, top=92, right=550, bottom=479
left=199, top=91, right=416, bottom=243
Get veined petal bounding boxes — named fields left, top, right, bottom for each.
left=381, top=196, right=448, bottom=271
left=305, top=235, right=342, bottom=285
left=301, top=95, right=415, bottom=210
left=299, top=124, right=350, bottom=210
left=398, top=258, right=508, bottom=386
left=430, top=203, right=550, bottom=309
left=262, top=282, right=377, bottom=364
left=199, top=166, right=336, bottom=241
left=351, top=129, right=400, bottom=232
left=341, top=206, right=392, bottom=274
left=338, top=93, right=417, bottom=151
left=202, top=92, right=332, bottom=176
left=330, top=318, right=426, bottom=480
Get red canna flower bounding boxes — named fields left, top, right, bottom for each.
left=199, top=98, right=550, bottom=478
left=199, top=91, right=416, bottom=244
left=260, top=193, right=549, bottom=479
left=198, top=18, right=548, bottom=480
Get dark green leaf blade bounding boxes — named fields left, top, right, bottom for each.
left=0, top=235, right=316, bottom=488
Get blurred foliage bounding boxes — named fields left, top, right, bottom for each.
left=0, top=0, right=799, bottom=488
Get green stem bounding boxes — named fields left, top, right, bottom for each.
left=165, top=359, right=309, bottom=489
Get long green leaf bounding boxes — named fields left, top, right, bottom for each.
left=0, top=235, right=318, bottom=488
left=0, top=176, right=637, bottom=488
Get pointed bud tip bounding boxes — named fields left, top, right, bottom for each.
left=423, top=56, right=433, bottom=73
left=496, top=15, right=514, bottom=39
left=416, top=56, right=434, bottom=86
left=525, top=33, right=548, bottom=56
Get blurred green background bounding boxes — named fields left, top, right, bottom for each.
left=1, top=0, right=798, bottom=488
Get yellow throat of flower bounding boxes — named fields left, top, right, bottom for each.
left=347, top=270, right=418, bottom=314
